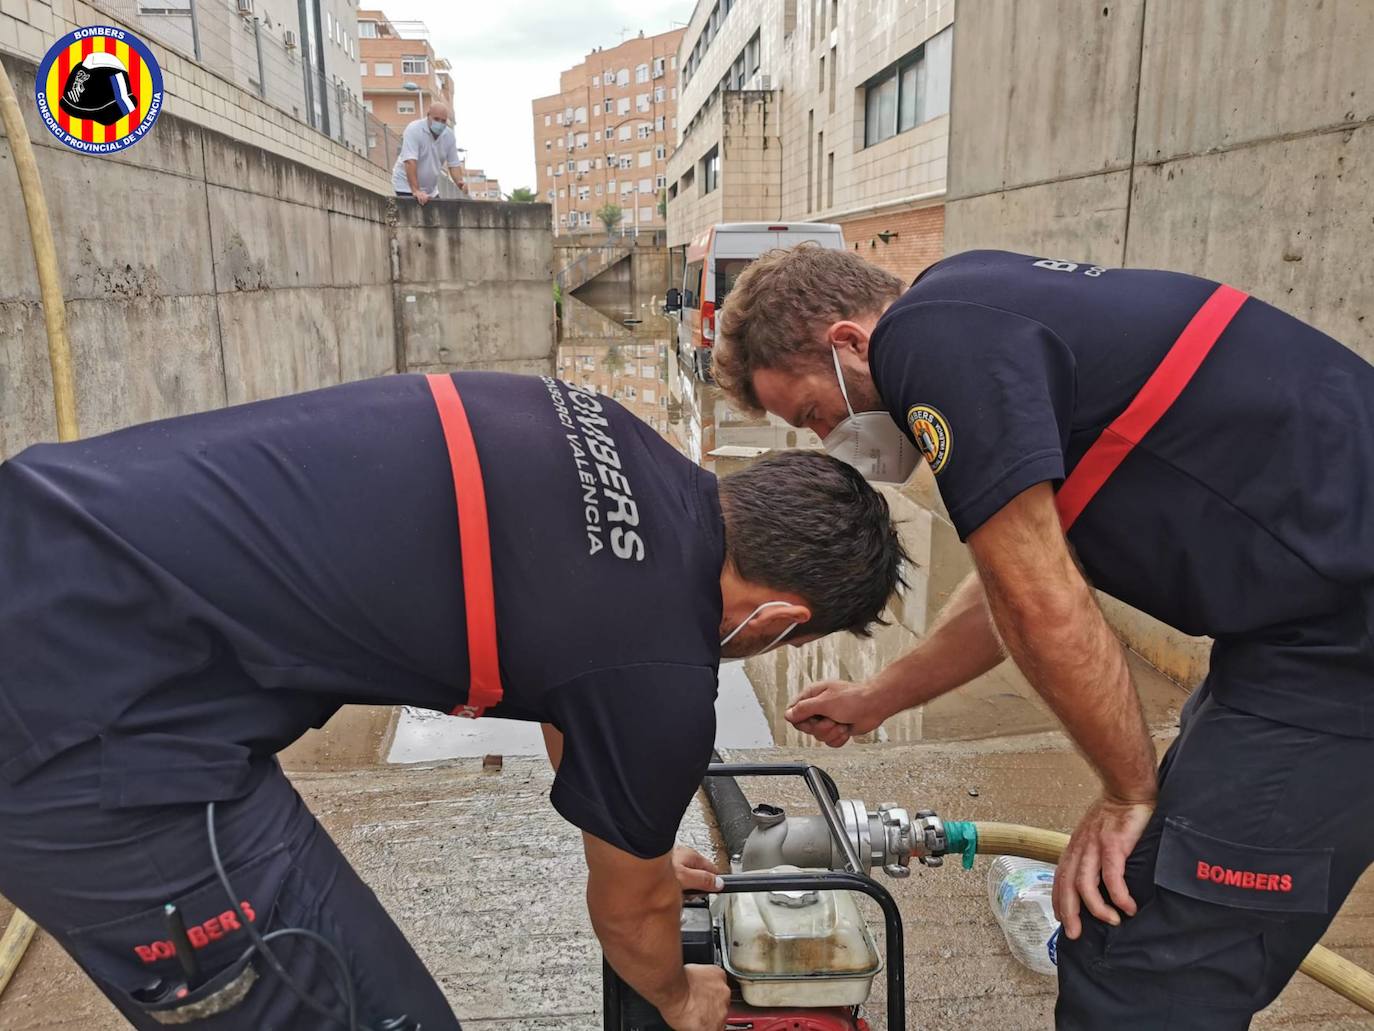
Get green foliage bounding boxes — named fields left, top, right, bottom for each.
left=508, top=187, right=538, bottom=203
left=596, top=203, right=624, bottom=233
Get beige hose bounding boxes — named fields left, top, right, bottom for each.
left=972, top=822, right=1374, bottom=1014
left=0, top=51, right=81, bottom=1002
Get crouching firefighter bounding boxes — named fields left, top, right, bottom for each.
left=0, top=371, right=906, bottom=1031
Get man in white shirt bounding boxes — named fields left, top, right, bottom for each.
left=391, top=101, right=465, bottom=204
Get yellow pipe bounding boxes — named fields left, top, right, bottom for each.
left=0, top=50, right=82, bottom=1001
left=0, top=51, right=80, bottom=442
left=971, top=821, right=1374, bottom=1015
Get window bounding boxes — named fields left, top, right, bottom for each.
left=621, top=181, right=634, bottom=194
left=636, top=94, right=651, bottom=112
left=652, top=57, right=666, bottom=78
left=575, top=106, right=587, bottom=123
left=864, top=26, right=952, bottom=147
left=546, top=164, right=552, bottom=176
left=579, top=186, right=591, bottom=200
left=618, top=97, right=631, bottom=116
left=683, top=261, right=703, bottom=309
left=747, top=32, right=761, bottom=76
left=594, top=130, right=601, bottom=142
left=593, top=75, right=600, bottom=87
left=593, top=104, right=601, bottom=117
left=655, top=115, right=666, bottom=131
left=374, top=61, right=393, bottom=77
left=636, top=63, right=650, bottom=83
left=639, top=178, right=652, bottom=193
left=715, top=258, right=754, bottom=305
left=359, top=62, right=367, bottom=76
left=671, top=87, right=677, bottom=100
left=577, top=133, right=589, bottom=148
left=655, top=173, right=667, bottom=188
left=609, top=179, right=617, bottom=193
left=829, top=45, right=837, bottom=113
left=595, top=183, right=604, bottom=196
left=544, top=114, right=551, bottom=126
left=397, top=100, right=415, bottom=114
left=653, top=86, right=665, bottom=103
left=702, top=146, right=719, bottom=193
left=555, top=111, right=564, bottom=125
left=618, top=125, right=632, bottom=141
left=637, top=124, right=653, bottom=139
left=578, top=158, right=591, bottom=172
left=655, top=144, right=666, bottom=160
left=617, top=68, right=630, bottom=86
left=639, top=151, right=652, bottom=167
left=819, top=55, right=825, bottom=93
left=619, top=155, right=633, bottom=169
left=545, top=139, right=552, bottom=150
left=402, top=56, right=428, bottom=75
left=325, top=11, right=332, bottom=40
left=640, top=206, right=654, bottom=222
left=358, top=20, right=377, bottom=37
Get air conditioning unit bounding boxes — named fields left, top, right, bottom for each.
left=235, top=0, right=253, bottom=15
left=284, top=28, right=298, bottom=48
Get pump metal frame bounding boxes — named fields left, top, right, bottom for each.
left=706, top=763, right=907, bottom=1031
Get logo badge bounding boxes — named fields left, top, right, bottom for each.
left=906, top=404, right=952, bottom=474
left=35, top=26, right=163, bottom=154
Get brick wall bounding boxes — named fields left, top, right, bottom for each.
left=1, top=0, right=389, bottom=192
left=838, top=203, right=945, bottom=282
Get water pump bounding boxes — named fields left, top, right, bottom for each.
left=603, top=762, right=934, bottom=1031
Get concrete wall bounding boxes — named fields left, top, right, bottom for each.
left=945, top=0, right=1374, bottom=363
left=1, top=0, right=387, bottom=190
left=1, top=50, right=554, bottom=457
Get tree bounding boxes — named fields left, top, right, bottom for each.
left=596, top=203, right=624, bottom=235
left=508, top=187, right=538, bottom=203
left=657, top=189, right=668, bottom=219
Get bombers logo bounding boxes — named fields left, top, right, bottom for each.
left=35, top=26, right=163, bottom=154
left=906, top=404, right=952, bottom=475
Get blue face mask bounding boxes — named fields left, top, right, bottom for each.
left=428, top=120, right=445, bottom=137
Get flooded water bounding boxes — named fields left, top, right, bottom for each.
left=372, top=278, right=1190, bottom=767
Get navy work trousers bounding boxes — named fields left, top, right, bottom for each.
left=0, top=744, right=461, bottom=1030
left=1056, top=685, right=1374, bottom=1028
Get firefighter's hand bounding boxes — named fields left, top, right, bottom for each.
left=1054, top=794, right=1155, bottom=940
left=660, top=965, right=730, bottom=1031
left=785, top=679, right=885, bottom=747
left=672, top=846, right=725, bottom=894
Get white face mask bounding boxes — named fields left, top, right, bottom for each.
left=720, top=601, right=797, bottom=657
left=822, top=347, right=919, bottom=484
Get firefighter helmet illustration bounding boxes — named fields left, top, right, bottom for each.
left=36, top=27, right=164, bottom=153
left=59, top=52, right=138, bottom=126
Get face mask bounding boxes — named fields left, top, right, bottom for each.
left=822, top=347, right=920, bottom=484
left=428, top=120, right=445, bottom=137
left=720, top=601, right=797, bottom=657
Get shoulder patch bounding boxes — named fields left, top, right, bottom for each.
left=906, top=404, right=952, bottom=474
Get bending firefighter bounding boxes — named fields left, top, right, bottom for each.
left=0, top=371, right=905, bottom=1030
left=714, top=246, right=1374, bottom=1029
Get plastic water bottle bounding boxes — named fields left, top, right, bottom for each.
left=987, top=856, right=1061, bottom=975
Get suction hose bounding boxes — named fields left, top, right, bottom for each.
left=948, top=821, right=1374, bottom=1015
left=0, top=50, right=81, bottom=1001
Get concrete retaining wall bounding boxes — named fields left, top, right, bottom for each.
left=1, top=51, right=555, bottom=458
left=944, top=0, right=1374, bottom=362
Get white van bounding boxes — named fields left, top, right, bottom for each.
left=666, top=222, right=846, bottom=381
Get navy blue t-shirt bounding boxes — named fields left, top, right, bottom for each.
left=0, top=372, right=723, bottom=857
left=870, top=250, right=1374, bottom=736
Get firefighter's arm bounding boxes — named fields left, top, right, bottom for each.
left=583, top=834, right=729, bottom=1031
left=966, top=481, right=1156, bottom=937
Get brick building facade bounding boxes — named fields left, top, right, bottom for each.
left=359, top=10, right=454, bottom=133
left=532, top=28, right=686, bottom=236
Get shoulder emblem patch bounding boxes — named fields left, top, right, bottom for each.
left=906, top=404, right=952, bottom=474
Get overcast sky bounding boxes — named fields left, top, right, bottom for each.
left=407, top=0, right=696, bottom=195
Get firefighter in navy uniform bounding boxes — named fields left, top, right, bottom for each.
left=0, top=371, right=906, bottom=1031
left=713, top=246, right=1374, bottom=1029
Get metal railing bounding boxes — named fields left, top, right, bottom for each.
left=88, top=0, right=401, bottom=172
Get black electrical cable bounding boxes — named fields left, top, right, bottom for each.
left=206, top=802, right=371, bottom=1031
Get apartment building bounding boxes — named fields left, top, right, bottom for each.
left=666, top=0, right=953, bottom=280
left=532, top=28, right=686, bottom=236
left=556, top=342, right=670, bottom=436
left=464, top=169, right=504, bottom=201
left=359, top=11, right=455, bottom=132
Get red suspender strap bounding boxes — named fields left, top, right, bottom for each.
left=425, top=373, right=504, bottom=718
left=1055, top=284, right=1249, bottom=532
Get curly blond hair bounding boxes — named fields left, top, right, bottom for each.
left=715, top=244, right=904, bottom=412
